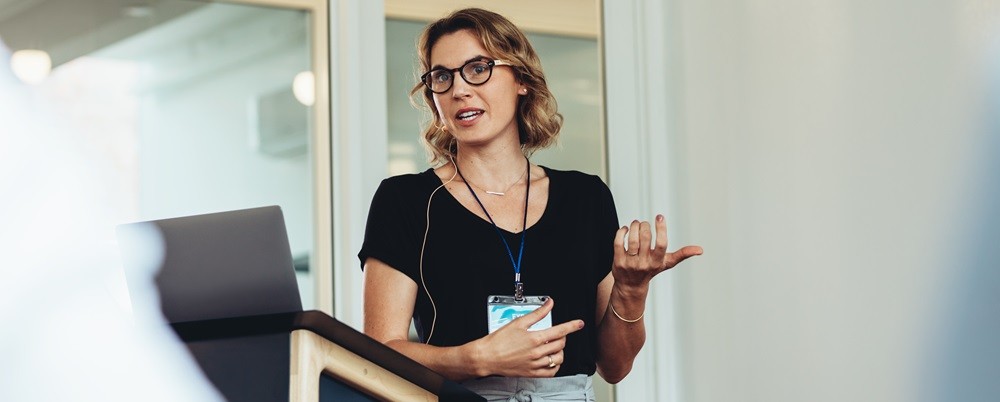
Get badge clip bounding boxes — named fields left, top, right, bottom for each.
left=514, top=281, right=524, bottom=301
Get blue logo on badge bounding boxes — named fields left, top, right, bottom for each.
left=491, top=306, right=530, bottom=325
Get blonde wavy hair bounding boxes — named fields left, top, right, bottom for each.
left=409, top=8, right=563, bottom=166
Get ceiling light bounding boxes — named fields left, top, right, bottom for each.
left=292, top=71, right=315, bottom=106
left=10, top=49, right=51, bottom=85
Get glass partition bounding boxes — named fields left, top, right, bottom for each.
left=0, top=0, right=330, bottom=310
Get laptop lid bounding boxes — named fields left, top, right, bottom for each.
left=117, top=205, right=302, bottom=323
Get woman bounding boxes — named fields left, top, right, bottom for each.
left=359, top=8, right=702, bottom=400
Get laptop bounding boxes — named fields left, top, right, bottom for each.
left=117, top=205, right=302, bottom=324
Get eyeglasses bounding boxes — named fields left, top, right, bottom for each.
left=420, top=59, right=514, bottom=94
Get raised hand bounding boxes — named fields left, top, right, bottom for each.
left=472, top=298, right=585, bottom=378
left=612, top=214, right=703, bottom=289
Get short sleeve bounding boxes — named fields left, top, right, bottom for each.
left=595, top=178, right=619, bottom=286
left=357, top=176, right=424, bottom=284
left=592, top=175, right=619, bottom=287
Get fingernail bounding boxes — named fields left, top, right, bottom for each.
left=657, top=215, right=664, bottom=222
left=578, top=320, right=585, bottom=329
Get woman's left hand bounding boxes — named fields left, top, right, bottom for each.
left=612, top=214, right=703, bottom=291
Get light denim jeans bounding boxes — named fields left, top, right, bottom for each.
left=461, top=375, right=595, bottom=402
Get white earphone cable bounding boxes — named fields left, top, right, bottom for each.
left=419, top=158, right=457, bottom=344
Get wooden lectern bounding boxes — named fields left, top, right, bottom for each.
left=118, top=206, right=483, bottom=402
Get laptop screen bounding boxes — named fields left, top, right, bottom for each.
left=117, top=205, right=302, bottom=323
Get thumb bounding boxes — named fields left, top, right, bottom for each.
left=511, top=297, right=554, bottom=328
left=666, top=245, right=704, bottom=268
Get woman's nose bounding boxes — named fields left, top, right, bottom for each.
left=450, top=75, right=473, bottom=98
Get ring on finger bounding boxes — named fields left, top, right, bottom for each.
left=547, top=355, right=556, bottom=368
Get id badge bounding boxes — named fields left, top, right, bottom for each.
left=486, top=295, right=552, bottom=334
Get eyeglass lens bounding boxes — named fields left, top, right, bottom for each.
left=426, top=60, right=494, bottom=93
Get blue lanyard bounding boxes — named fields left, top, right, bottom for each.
left=455, top=157, right=530, bottom=299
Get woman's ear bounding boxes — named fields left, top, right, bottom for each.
left=518, top=86, right=528, bottom=95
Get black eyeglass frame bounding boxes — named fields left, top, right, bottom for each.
left=420, top=59, right=515, bottom=94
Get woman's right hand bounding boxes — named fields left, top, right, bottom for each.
left=469, top=298, right=585, bottom=378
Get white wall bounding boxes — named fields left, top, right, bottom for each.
left=330, top=0, right=387, bottom=326
left=606, top=0, right=999, bottom=401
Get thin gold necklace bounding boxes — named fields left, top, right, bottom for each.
left=460, top=158, right=529, bottom=196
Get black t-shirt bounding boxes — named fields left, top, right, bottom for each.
left=358, top=166, right=618, bottom=376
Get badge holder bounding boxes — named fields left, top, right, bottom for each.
left=486, top=282, right=552, bottom=334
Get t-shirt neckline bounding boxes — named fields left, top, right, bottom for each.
left=423, top=165, right=553, bottom=235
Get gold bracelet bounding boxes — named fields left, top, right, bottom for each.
left=609, top=301, right=644, bottom=323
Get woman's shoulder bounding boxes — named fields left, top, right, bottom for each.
left=368, top=169, right=442, bottom=218
left=541, top=166, right=608, bottom=191
left=542, top=166, right=615, bottom=213
left=377, top=168, right=440, bottom=193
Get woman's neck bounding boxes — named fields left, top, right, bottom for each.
left=454, top=143, right=528, bottom=191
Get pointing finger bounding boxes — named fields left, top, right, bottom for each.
left=511, top=297, right=555, bottom=328
left=540, top=319, right=585, bottom=341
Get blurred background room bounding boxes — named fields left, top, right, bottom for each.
left=0, top=0, right=997, bottom=401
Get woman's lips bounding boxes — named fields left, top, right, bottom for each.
left=455, top=108, right=484, bottom=126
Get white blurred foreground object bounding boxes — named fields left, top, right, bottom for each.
left=0, top=40, right=222, bottom=401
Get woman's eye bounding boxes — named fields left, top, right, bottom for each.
left=471, top=64, right=488, bottom=74
left=434, top=72, right=452, bottom=82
